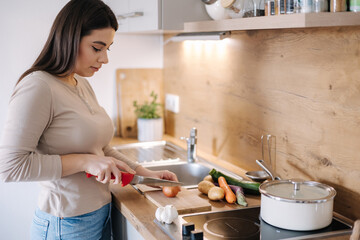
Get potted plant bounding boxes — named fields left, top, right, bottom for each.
left=133, top=91, right=163, bottom=141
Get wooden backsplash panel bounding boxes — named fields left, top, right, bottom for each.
left=163, top=27, right=360, bottom=220
left=116, top=69, right=163, bottom=138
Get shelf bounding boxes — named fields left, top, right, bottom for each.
left=184, top=12, right=360, bottom=32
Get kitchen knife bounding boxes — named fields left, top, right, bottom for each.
left=86, top=172, right=183, bottom=187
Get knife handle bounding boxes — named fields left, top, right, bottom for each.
left=120, top=172, right=135, bottom=187
left=86, top=172, right=134, bottom=187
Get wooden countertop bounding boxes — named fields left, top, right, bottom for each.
left=109, top=136, right=353, bottom=240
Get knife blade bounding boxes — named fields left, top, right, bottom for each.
left=130, top=175, right=183, bottom=187
left=86, top=172, right=183, bottom=187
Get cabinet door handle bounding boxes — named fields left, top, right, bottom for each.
left=117, top=12, right=144, bottom=20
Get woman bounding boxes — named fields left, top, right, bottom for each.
left=0, top=0, right=177, bottom=239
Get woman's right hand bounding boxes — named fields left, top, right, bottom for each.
left=61, top=154, right=136, bottom=184
left=84, top=155, right=136, bottom=184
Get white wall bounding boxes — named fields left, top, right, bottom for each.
left=0, top=1, right=162, bottom=239
left=89, top=33, right=163, bottom=125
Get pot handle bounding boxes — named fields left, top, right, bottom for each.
left=256, top=159, right=281, bottom=180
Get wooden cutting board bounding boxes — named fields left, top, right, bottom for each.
left=115, top=68, right=163, bottom=138
left=144, top=188, right=212, bottom=214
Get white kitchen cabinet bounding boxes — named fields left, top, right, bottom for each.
left=105, top=0, right=211, bottom=33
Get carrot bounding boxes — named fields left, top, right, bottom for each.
left=214, top=183, right=248, bottom=206
left=218, top=176, right=237, bottom=204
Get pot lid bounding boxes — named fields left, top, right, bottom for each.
left=259, top=179, right=336, bottom=203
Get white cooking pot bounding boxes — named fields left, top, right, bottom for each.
left=256, top=159, right=336, bottom=231
left=259, top=179, right=336, bottom=231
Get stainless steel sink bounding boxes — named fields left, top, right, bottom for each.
left=114, top=141, right=187, bottom=164
left=114, top=141, right=241, bottom=188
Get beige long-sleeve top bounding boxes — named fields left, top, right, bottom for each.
left=0, top=71, right=139, bottom=217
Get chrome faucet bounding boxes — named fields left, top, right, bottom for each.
left=180, top=127, right=197, bottom=163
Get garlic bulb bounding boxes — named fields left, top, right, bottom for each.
left=155, top=207, right=164, bottom=222
left=155, top=205, right=178, bottom=224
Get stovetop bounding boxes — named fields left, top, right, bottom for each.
left=155, top=206, right=353, bottom=240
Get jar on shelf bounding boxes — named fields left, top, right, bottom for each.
left=293, top=0, right=302, bottom=13
left=286, top=0, right=295, bottom=14
left=330, top=0, right=347, bottom=11
left=265, top=0, right=276, bottom=15
left=221, top=0, right=255, bottom=18
left=253, top=0, right=265, bottom=16
left=275, top=0, right=286, bottom=14
left=313, top=0, right=328, bottom=12
left=299, top=0, right=313, bottom=12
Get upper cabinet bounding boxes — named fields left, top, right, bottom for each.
left=105, top=0, right=211, bottom=33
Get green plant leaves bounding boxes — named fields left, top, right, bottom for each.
left=133, top=91, right=162, bottom=119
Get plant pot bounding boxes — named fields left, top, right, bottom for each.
left=137, top=118, right=163, bottom=142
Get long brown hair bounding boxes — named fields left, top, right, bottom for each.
left=17, top=0, right=118, bottom=84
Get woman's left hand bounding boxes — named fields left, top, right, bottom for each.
left=134, top=166, right=178, bottom=182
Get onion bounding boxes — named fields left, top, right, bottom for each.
left=162, top=186, right=181, bottom=197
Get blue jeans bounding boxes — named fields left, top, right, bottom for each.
left=30, top=203, right=111, bottom=240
